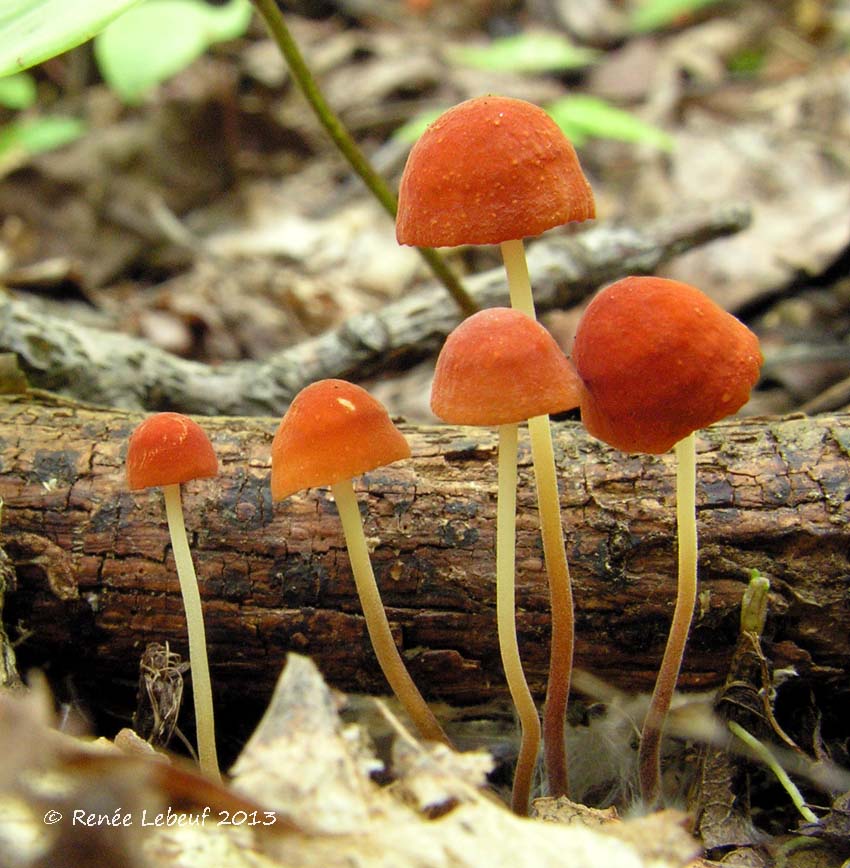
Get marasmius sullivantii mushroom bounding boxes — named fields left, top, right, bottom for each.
left=126, top=411, right=220, bottom=781
left=431, top=307, right=582, bottom=814
left=570, top=275, right=763, bottom=806
left=397, top=94, right=595, bottom=797
left=271, top=379, right=450, bottom=746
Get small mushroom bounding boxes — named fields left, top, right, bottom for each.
left=570, top=275, right=763, bottom=806
left=270, top=379, right=450, bottom=746
left=397, top=94, right=595, bottom=797
left=396, top=94, right=593, bottom=316
left=126, top=412, right=220, bottom=780
left=431, top=307, right=582, bottom=814
left=396, top=94, right=594, bottom=256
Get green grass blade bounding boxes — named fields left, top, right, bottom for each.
left=547, top=95, right=675, bottom=151
left=447, top=32, right=598, bottom=74
left=630, top=0, right=726, bottom=33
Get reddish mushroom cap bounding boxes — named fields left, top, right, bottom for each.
left=126, top=412, right=218, bottom=490
left=271, top=379, right=411, bottom=501
left=431, top=307, right=582, bottom=426
left=571, top=276, right=763, bottom=454
left=396, top=95, right=595, bottom=248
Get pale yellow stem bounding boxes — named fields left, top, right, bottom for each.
left=638, top=432, right=698, bottom=806
left=528, top=413, right=574, bottom=797
left=497, top=423, right=541, bottom=815
left=500, top=238, right=535, bottom=317
left=501, top=237, right=575, bottom=797
left=331, top=480, right=450, bottom=746
left=162, top=483, right=220, bottom=782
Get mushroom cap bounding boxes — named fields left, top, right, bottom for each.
left=396, top=95, right=595, bottom=248
left=431, top=307, right=582, bottom=426
left=271, top=379, right=411, bottom=501
left=126, top=412, right=218, bottom=490
left=571, top=276, right=763, bottom=454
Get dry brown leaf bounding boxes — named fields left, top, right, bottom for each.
left=0, top=653, right=702, bottom=868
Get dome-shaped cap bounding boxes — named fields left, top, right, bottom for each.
left=571, top=276, right=763, bottom=454
left=271, top=379, right=411, bottom=501
left=126, top=412, right=218, bottom=490
left=431, top=307, right=582, bottom=426
left=396, top=95, right=595, bottom=248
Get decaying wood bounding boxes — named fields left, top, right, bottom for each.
left=0, top=536, right=21, bottom=691
left=0, top=393, right=847, bottom=727
left=0, top=204, right=749, bottom=415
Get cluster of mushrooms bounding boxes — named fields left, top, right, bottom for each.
left=125, top=96, right=763, bottom=816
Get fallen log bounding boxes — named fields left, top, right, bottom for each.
left=1, top=393, right=848, bottom=737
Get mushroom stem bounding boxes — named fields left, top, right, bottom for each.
left=500, top=239, right=535, bottom=317
left=496, top=423, right=541, bottom=815
left=162, top=482, right=220, bottom=782
left=501, top=236, right=575, bottom=797
left=528, top=413, right=574, bottom=798
left=331, top=479, right=451, bottom=746
left=638, top=432, right=698, bottom=807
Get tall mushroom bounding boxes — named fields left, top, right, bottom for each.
left=431, top=307, right=582, bottom=814
left=397, top=94, right=595, bottom=796
left=270, top=378, right=450, bottom=746
left=570, top=275, right=763, bottom=807
left=126, top=412, right=220, bottom=781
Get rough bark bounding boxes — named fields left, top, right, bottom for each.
left=0, top=204, right=749, bottom=415
left=1, top=394, right=848, bottom=730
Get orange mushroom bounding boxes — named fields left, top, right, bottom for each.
left=271, top=379, right=449, bottom=746
left=396, top=95, right=594, bottom=252
left=570, top=275, right=763, bottom=806
left=572, top=276, right=763, bottom=456
left=398, top=94, right=594, bottom=797
left=431, top=307, right=582, bottom=814
left=126, top=412, right=220, bottom=780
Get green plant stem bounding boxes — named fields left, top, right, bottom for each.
left=162, top=483, right=220, bottom=782
left=331, top=479, right=451, bottom=746
left=638, top=432, right=698, bottom=807
left=496, top=423, right=541, bottom=815
left=740, top=572, right=770, bottom=635
left=249, top=0, right=477, bottom=318
left=727, top=721, right=818, bottom=825
left=501, top=236, right=575, bottom=798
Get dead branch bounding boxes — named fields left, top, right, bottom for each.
left=0, top=393, right=846, bottom=719
left=0, top=204, right=750, bottom=415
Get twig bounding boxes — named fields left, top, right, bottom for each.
left=249, top=0, right=476, bottom=317
left=0, top=204, right=750, bottom=415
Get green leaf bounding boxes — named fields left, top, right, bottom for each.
left=547, top=118, right=588, bottom=149
left=0, top=72, right=37, bottom=109
left=0, top=0, right=144, bottom=77
left=392, top=108, right=446, bottom=145
left=93, top=0, right=252, bottom=104
left=447, top=31, right=598, bottom=74
left=202, top=0, right=253, bottom=42
left=546, top=96, right=675, bottom=151
left=728, top=47, right=765, bottom=76
left=0, top=115, right=85, bottom=158
left=630, top=0, right=726, bottom=33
